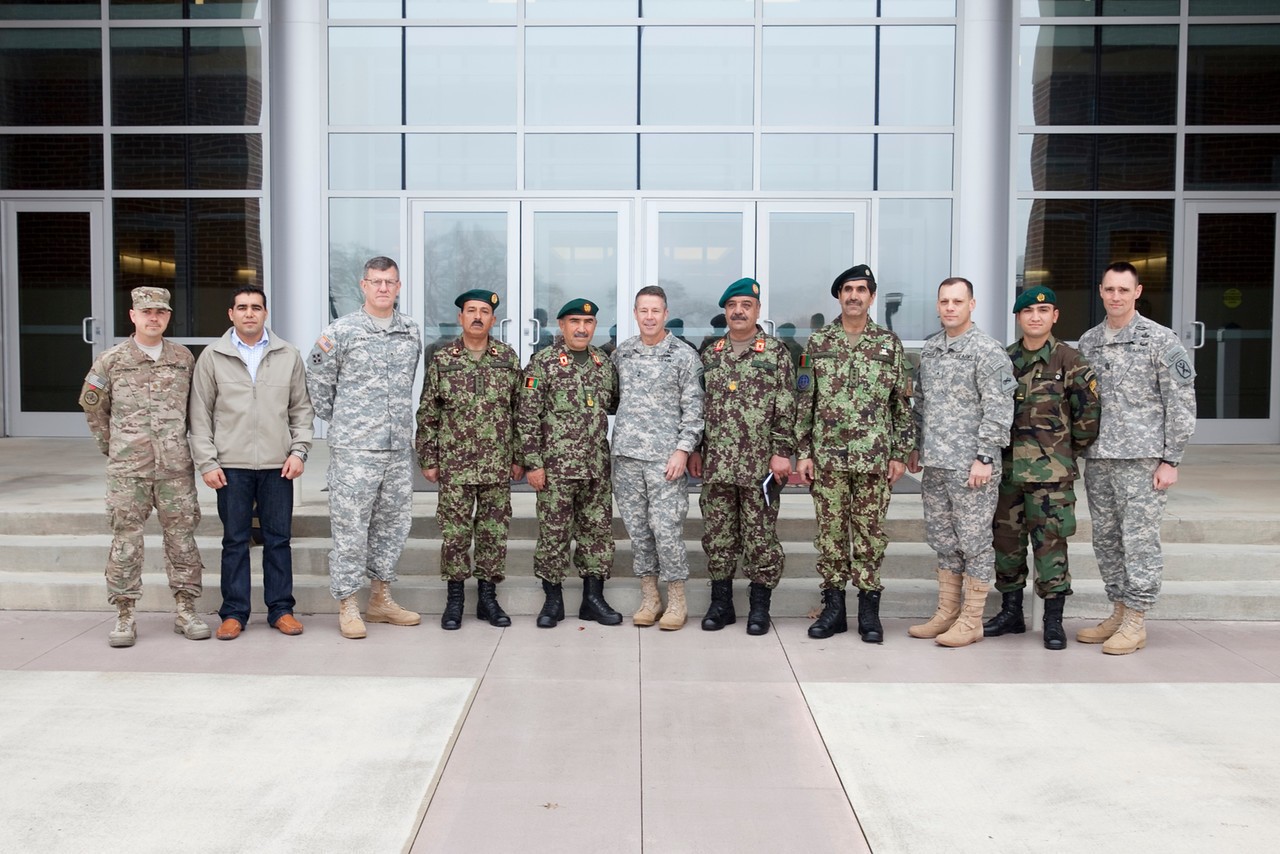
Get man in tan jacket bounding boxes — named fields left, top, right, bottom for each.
left=189, top=286, right=314, bottom=640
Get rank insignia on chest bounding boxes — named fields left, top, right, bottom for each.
left=753, top=338, right=766, bottom=353
left=559, top=353, right=569, bottom=366
left=728, top=381, right=738, bottom=392
left=714, top=339, right=726, bottom=352
left=587, top=396, right=595, bottom=407
left=524, top=377, right=540, bottom=390
left=591, top=353, right=602, bottom=366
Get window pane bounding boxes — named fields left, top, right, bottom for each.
left=878, top=134, right=952, bottom=190
left=330, top=198, right=400, bottom=320
left=1191, top=0, right=1280, bottom=12
left=406, top=28, right=515, bottom=126
left=641, top=134, right=751, bottom=190
left=760, top=134, right=872, bottom=191
left=405, top=0, right=517, bottom=18
left=1099, top=26, right=1176, bottom=125
left=641, top=27, right=752, bottom=126
left=761, top=27, right=874, bottom=126
left=656, top=211, right=745, bottom=349
left=526, top=0, right=637, bottom=18
left=422, top=211, right=509, bottom=349
left=111, top=0, right=260, bottom=18
left=525, top=134, right=636, bottom=190
left=766, top=211, right=858, bottom=362
left=1187, top=26, right=1280, bottom=126
left=1017, top=133, right=1174, bottom=191
left=642, top=0, right=752, bottom=18
left=1186, top=134, right=1280, bottom=190
left=405, top=134, right=515, bottom=190
left=329, top=28, right=401, bottom=125
left=880, top=0, right=955, bottom=14
left=329, top=0, right=400, bottom=17
left=1020, top=0, right=1179, bottom=14
left=877, top=199, right=952, bottom=341
left=763, top=0, right=876, bottom=16
left=111, top=28, right=262, bottom=126
left=879, top=26, right=954, bottom=126
left=531, top=212, right=619, bottom=354
left=329, top=133, right=401, bottom=190
left=0, top=1, right=100, bottom=20
left=0, top=29, right=101, bottom=126
left=190, top=28, right=262, bottom=124
left=114, top=133, right=263, bottom=189
left=0, top=135, right=102, bottom=188
left=526, top=28, right=637, bottom=126
left=110, top=28, right=183, bottom=124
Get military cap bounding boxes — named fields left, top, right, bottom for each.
left=455, top=289, right=500, bottom=310
left=831, top=264, right=876, bottom=298
left=1013, top=285, right=1057, bottom=314
left=718, top=277, right=761, bottom=308
left=131, top=286, right=172, bottom=311
left=557, top=298, right=599, bottom=319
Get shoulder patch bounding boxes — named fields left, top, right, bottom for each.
left=85, top=372, right=108, bottom=390
left=999, top=370, right=1019, bottom=395
left=796, top=371, right=812, bottom=391
left=1163, top=342, right=1195, bottom=384
left=316, top=334, right=333, bottom=354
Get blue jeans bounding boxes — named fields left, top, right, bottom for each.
left=217, top=468, right=296, bottom=626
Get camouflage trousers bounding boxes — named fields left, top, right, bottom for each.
left=811, top=468, right=890, bottom=592
left=921, top=466, right=999, bottom=582
left=534, top=475, right=615, bottom=584
left=612, top=455, right=689, bottom=582
left=992, top=479, right=1077, bottom=598
left=438, top=480, right=512, bottom=583
left=1084, top=457, right=1166, bottom=611
left=700, top=480, right=783, bottom=588
left=326, top=448, right=413, bottom=600
left=104, top=474, right=203, bottom=605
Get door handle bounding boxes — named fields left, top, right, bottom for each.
left=527, top=315, right=541, bottom=346
left=498, top=317, right=513, bottom=345
left=761, top=319, right=775, bottom=336
left=1191, top=320, right=1206, bottom=350
left=82, top=316, right=95, bottom=345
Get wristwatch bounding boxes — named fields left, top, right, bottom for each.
left=1160, top=459, right=1178, bottom=468
left=974, top=454, right=994, bottom=466
left=291, top=449, right=308, bottom=462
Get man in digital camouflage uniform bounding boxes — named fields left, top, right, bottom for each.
left=417, top=288, right=524, bottom=630
left=1076, top=261, right=1196, bottom=654
left=307, top=256, right=423, bottom=639
left=796, top=265, right=914, bottom=644
left=688, top=278, right=796, bottom=636
left=516, top=298, right=623, bottom=628
left=983, top=285, right=1100, bottom=650
left=80, top=286, right=210, bottom=647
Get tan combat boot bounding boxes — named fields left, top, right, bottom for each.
left=908, top=570, right=963, bottom=638
left=1076, top=601, right=1125, bottom=644
left=109, top=600, right=137, bottom=648
left=936, top=576, right=991, bottom=648
left=339, top=595, right=367, bottom=639
left=173, top=591, right=211, bottom=640
left=1102, top=608, right=1146, bottom=655
left=365, top=578, right=421, bottom=626
left=659, top=580, right=687, bottom=631
left=633, top=575, right=663, bottom=627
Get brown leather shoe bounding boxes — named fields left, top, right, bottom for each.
left=273, top=614, right=304, bottom=636
left=216, top=618, right=243, bottom=641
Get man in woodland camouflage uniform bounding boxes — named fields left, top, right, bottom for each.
left=688, top=278, right=796, bottom=636
left=80, top=286, right=210, bottom=647
left=983, top=285, right=1100, bottom=650
left=517, top=298, right=623, bottom=628
left=417, top=288, right=524, bottom=630
left=797, top=265, right=914, bottom=644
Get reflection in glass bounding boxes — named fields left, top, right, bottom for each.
left=406, top=0, right=517, bottom=18
left=641, top=27, right=753, bottom=126
left=532, top=212, right=619, bottom=353
left=0, top=1, right=100, bottom=20
left=878, top=134, right=952, bottom=191
left=1019, top=0, right=1178, bottom=14
left=405, top=134, right=515, bottom=190
left=422, top=211, right=508, bottom=353
left=1186, top=135, right=1280, bottom=191
left=1187, top=26, right=1280, bottom=126
left=1190, top=0, right=1280, bottom=12
left=0, top=29, right=101, bottom=126
left=526, top=28, right=637, bottom=126
left=766, top=212, right=857, bottom=362
left=329, top=134, right=400, bottom=190
left=406, top=28, right=516, bottom=126
left=525, top=0, right=636, bottom=17
left=110, top=0, right=260, bottom=18
left=329, top=28, right=401, bottom=125
left=0, top=135, right=102, bottom=189
left=110, top=28, right=262, bottom=126
left=655, top=212, right=744, bottom=351
left=877, top=199, right=952, bottom=341
left=643, top=0, right=751, bottom=18
left=114, top=133, right=263, bottom=190
left=1018, top=134, right=1174, bottom=191
left=761, top=27, right=874, bottom=126
left=525, top=134, right=636, bottom=190
left=330, top=198, right=400, bottom=319
left=760, top=135, right=872, bottom=191
left=878, top=26, right=954, bottom=126
left=641, top=134, right=751, bottom=190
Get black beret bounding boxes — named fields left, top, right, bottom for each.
left=831, top=264, right=876, bottom=297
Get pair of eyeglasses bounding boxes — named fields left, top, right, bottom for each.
left=364, top=278, right=400, bottom=289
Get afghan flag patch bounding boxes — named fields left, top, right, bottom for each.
left=524, top=376, right=540, bottom=390
left=799, top=354, right=811, bottom=368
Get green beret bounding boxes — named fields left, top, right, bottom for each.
left=718, top=277, right=761, bottom=308
left=1013, top=285, right=1057, bottom=314
left=455, top=289, right=500, bottom=310
left=831, top=264, right=876, bottom=298
left=557, top=298, right=599, bottom=319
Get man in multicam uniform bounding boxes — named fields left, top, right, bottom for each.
left=983, top=285, right=1100, bottom=650
left=796, top=265, right=914, bottom=644
left=612, top=285, right=704, bottom=631
left=516, top=298, right=623, bottom=629
left=1076, top=261, right=1196, bottom=654
left=79, top=286, right=210, bottom=647
left=417, top=288, right=524, bottom=630
left=907, top=277, right=1016, bottom=648
left=307, top=256, right=423, bottom=639
left=688, top=278, right=795, bottom=636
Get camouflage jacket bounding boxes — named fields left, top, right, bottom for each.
left=79, top=338, right=196, bottom=479
left=1002, top=336, right=1101, bottom=484
left=306, top=309, right=422, bottom=451
left=796, top=320, right=914, bottom=473
left=913, top=325, right=1016, bottom=472
left=698, top=330, right=796, bottom=487
left=416, top=335, right=521, bottom=483
left=516, top=338, right=618, bottom=479
left=611, top=332, right=705, bottom=462
left=1078, top=313, right=1196, bottom=462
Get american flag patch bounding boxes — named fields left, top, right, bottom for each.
left=316, top=335, right=333, bottom=353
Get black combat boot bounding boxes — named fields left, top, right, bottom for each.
left=807, top=588, right=847, bottom=639
left=1042, top=594, right=1067, bottom=650
left=701, top=579, right=737, bottom=631
left=579, top=576, right=623, bottom=625
left=746, top=582, right=772, bottom=636
left=476, top=579, right=511, bottom=627
left=857, top=588, right=884, bottom=644
left=537, top=579, right=564, bottom=629
left=441, top=580, right=465, bottom=631
left=982, top=588, right=1026, bottom=637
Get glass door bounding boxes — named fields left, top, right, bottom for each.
left=2, top=200, right=106, bottom=437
